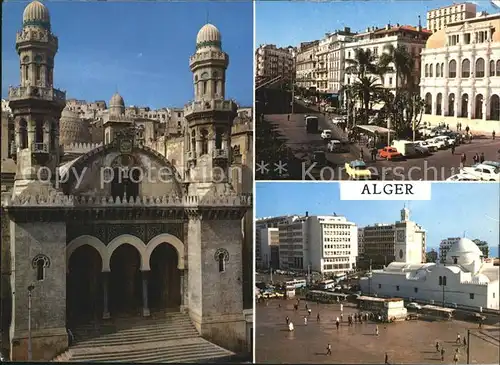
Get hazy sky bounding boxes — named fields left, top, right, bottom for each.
left=2, top=0, right=253, bottom=108
left=256, top=182, right=500, bottom=255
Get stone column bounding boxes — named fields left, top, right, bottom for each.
left=179, top=270, right=185, bottom=312
left=142, top=271, right=150, bottom=317
left=102, top=271, right=110, bottom=319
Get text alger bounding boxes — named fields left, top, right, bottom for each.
left=361, top=183, right=415, bottom=195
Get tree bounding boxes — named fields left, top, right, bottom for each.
left=378, top=44, right=415, bottom=95
left=351, top=76, right=383, bottom=124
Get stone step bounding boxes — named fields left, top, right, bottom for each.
left=72, top=331, right=200, bottom=348
left=74, top=323, right=197, bottom=338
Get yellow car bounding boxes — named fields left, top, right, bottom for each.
left=345, top=160, right=372, bottom=180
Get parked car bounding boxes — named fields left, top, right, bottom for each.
left=378, top=146, right=403, bottom=160
left=433, top=136, right=451, bottom=148
left=321, top=129, right=333, bottom=140
left=446, top=173, right=481, bottom=182
left=414, top=140, right=436, bottom=152
left=312, top=150, right=327, bottom=166
left=426, top=137, right=447, bottom=150
left=327, top=139, right=350, bottom=153
left=406, top=302, right=422, bottom=310
left=345, top=160, right=372, bottom=180
left=461, top=164, right=500, bottom=181
left=414, top=145, right=430, bottom=156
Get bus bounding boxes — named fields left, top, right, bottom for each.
left=419, top=305, right=455, bottom=321
left=305, top=116, right=319, bottom=133
left=318, top=280, right=336, bottom=290
left=306, top=290, right=348, bottom=304
left=285, top=279, right=307, bottom=289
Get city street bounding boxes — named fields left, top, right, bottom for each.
left=259, top=112, right=500, bottom=181
left=256, top=299, right=500, bottom=364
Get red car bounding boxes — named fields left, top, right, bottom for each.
left=378, top=146, right=403, bottom=160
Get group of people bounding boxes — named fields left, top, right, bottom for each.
left=460, top=151, right=486, bottom=168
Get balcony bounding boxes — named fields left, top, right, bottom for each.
left=32, top=142, right=49, bottom=154
left=212, top=149, right=228, bottom=160
left=189, top=50, right=227, bottom=67
left=184, top=99, right=237, bottom=118
left=8, top=86, right=66, bottom=103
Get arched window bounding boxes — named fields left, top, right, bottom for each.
left=425, top=64, right=429, bottom=77
left=425, top=93, right=432, bottom=114
left=441, top=63, right=444, bottom=77
left=200, top=129, right=208, bottom=155
left=203, top=81, right=207, bottom=95
left=490, top=95, right=500, bottom=121
left=436, top=93, right=443, bottom=115
left=36, top=259, right=45, bottom=281
left=448, top=60, right=457, bottom=78
left=496, top=60, right=500, bottom=76
left=461, top=94, right=469, bottom=117
left=436, top=64, right=441, bottom=77
left=191, top=130, right=196, bottom=153
left=475, top=94, right=484, bottom=119
left=461, top=59, right=470, bottom=78
left=475, top=58, right=485, bottom=78
left=218, top=253, right=225, bottom=272
left=19, top=119, right=28, bottom=149
left=429, top=64, right=433, bottom=77
left=448, top=93, right=455, bottom=116
left=489, top=60, right=495, bottom=77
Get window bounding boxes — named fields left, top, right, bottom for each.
left=494, top=293, right=496, bottom=298
left=454, top=257, right=458, bottom=264
left=389, top=77, right=393, bottom=86
left=462, top=59, right=470, bottom=78
left=464, top=33, right=471, bottom=44
left=449, top=60, right=457, bottom=78
left=497, top=61, right=500, bottom=76
left=378, top=284, right=381, bottom=289
left=36, top=259, right=45, bottom=281
left=476, top=58, right=485, bottom=78
left=396, top=286, right=400, bottom=291
left=470, top=293, right=474, bottom=300
left=429, top=64, right=433, bottom=77
left=414, top=287, right=418, bottom=293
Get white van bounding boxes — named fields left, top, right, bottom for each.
left=391, top=140, right=417, bottom=156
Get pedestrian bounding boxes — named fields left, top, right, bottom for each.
left=493, top=130, right=496, bottom=140
left=436, top=341, right=440, bottom=352
left=305, top=303, right=308, bottom=310
left=317, top=313, right=320, bottom=322
left=308, top=308, right=312, bottom=316
left=456, top=122, right=459, bottom=131
left=473, top=153, right=479, bottom=165
left=286, top=316, right=289, bottom=325
left=480, top=152, right=485, bottom=164
left=463, top=337, right=467, bottom=347
left=289, top=321, right=294, bottom=332
left=447, top=124, right=450, bottom=130
left=304, top=316, right=308, bottom=325
left=451, top=144, right=455, bottom=155
left=375, top=325, right=379, bottom=336
left=385, top=352, right=389, bottom=364
left=453, top=352, right=459, bottom=365
left=466, top=125, right=470, bottom=134
left=287, top=114, right=290, bottom=121
left=340, top=303, right=343, bottom=312
left=278, top=303, right=281, bottom=308
left=340, top=313, right=343, bottom=321
left=456, top=333, right=461, bottom=344
left=441, top=348, right=445, bottom=361
left=461, top=153, right=467, bottom=168
left=326, top=343, right=332, bottom=356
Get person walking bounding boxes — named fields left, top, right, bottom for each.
left=385, top=352, right=389, bottom=364
left=493, top=130, right=496, bottom=140
left=304, top=316, right=308, bottom=325
left=436, top=341, right=440, bottom=352
left=480, top=152, right=485, bottom=164
left=308, top=308, right=312, bottom=316
left=463, top=337, right=467, bottom=347
left=287, top=114, right=290, bottom=122
left=336, top=317, right=340, bottom=330
left=326, top=343, right=332, bottom=356
left=441, top=348, right=445, bottom=361
left=375, top=325, right=379, bottom=336
left=453, top=352, right=459, bottom=365
left=340, top=303, right=343, bottom=313
left=340, top=313, right=343, bottom=322
left=286, top=316, right=289, bottom=325
left=461, top=153, right=467, bottom=168
left=456, top=333, right=461, bottom=344
left=317, top=313, right=320, bottom=322
left=451, top=144, right=455, bottom=155
left=473, top=153, right=479, bottom=165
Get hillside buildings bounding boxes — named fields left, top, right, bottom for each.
left=255, top=44, right=295, bottom=81
left=420, top=12, right=500, bottom=133
left=360, top=238, right=500, bottom=310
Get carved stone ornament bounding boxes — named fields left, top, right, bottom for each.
left=214, top=248, right=229, bottom=262
left=31, top=254, right=51, bottom=269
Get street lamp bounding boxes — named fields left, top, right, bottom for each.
left=27, top=284, right=35, bottom=361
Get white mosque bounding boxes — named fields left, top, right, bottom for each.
left=360, top=237, right=499, bottom=310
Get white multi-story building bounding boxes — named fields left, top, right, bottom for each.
left=316, top=36, right=331, bottom=93
left=344, top=24, right=431, bottom=95
left=256, top=227, right=280, bottom=270
left=420, top=12, right=500, bottom=133
left=439, top=237, right=462, bottom=263
left=360, top=238, right=500, bottom=310
left=427, top=2, right=477, bottom=33
left=296, top=40, right=319, bottom=90
left=358, top=228, right=365, bottom=256
left=255, top=44, right=295, bottom=81
left=277, top=214, right=358, bottom=276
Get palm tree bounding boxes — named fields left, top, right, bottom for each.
left=345, top=48, right=378, bottom=79
left=351, top=76, right=383, bottom=124
left=378, top=44, right=414, bottom=94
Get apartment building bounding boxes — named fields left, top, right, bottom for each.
left=344, top=23, right=431, bottom=93
left=359, top=208, right=426, bottom=269
left=420, top=12, right=500, bottom=133
left=427, top=2, right=477, bottom=33
left=296, top=40, right=319, bottom=90
left=256, top=227, right=280, bottom=270
left=439, top=237, right=462, bottom=263
left=255, top=44, right=295, bottom=81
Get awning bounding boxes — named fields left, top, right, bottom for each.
left=355, top=125, right=395, bottom=134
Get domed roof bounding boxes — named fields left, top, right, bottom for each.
left=109, top=92, right=125, bottom=107
left=447, top=237, right=483, bottom=257
left=425, top=29, right=446, bottom=49
left=196, top=23, right=221, bottom=46
left=23, top=1, right=50, bottom=26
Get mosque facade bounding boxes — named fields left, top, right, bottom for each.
left=1, top=1, right=253, bottom=361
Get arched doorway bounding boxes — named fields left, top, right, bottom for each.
left=109, top=244, right=142, bottom=316
left=475, top=94, right=483, bottom=119
left=490, top=95, right=500, bottom=121
left=149, top=244, right=181, bottom=311
left=461, top=94, right=469, bottom=117
left=67, top=245, right=102, bottom=325
left=425, top=93, right=432, bottom=114
left=448, top=93, right=455, bottom=116
left=436, top=93, right=443, bottom=115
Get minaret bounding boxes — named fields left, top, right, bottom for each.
left=401, top=205, right=410, bottom=222
left=184, top=23, right=237, bottom=195
left=8, top=0, right=66, bottom=196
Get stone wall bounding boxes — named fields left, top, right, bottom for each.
left=9, top=220, right=68, bottom=361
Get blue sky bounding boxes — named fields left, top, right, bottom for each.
left=2, top=0, right=253, bottom=109
left=256, top=0, right=500, bottom=47
left=256, top=182, right=500, bottom=256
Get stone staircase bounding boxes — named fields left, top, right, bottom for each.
left=52, top=312, right=236, bottom=363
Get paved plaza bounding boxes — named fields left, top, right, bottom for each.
left=256, top=299, right=500, bottom=364
left=258, top=113, right=500, bottom=181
